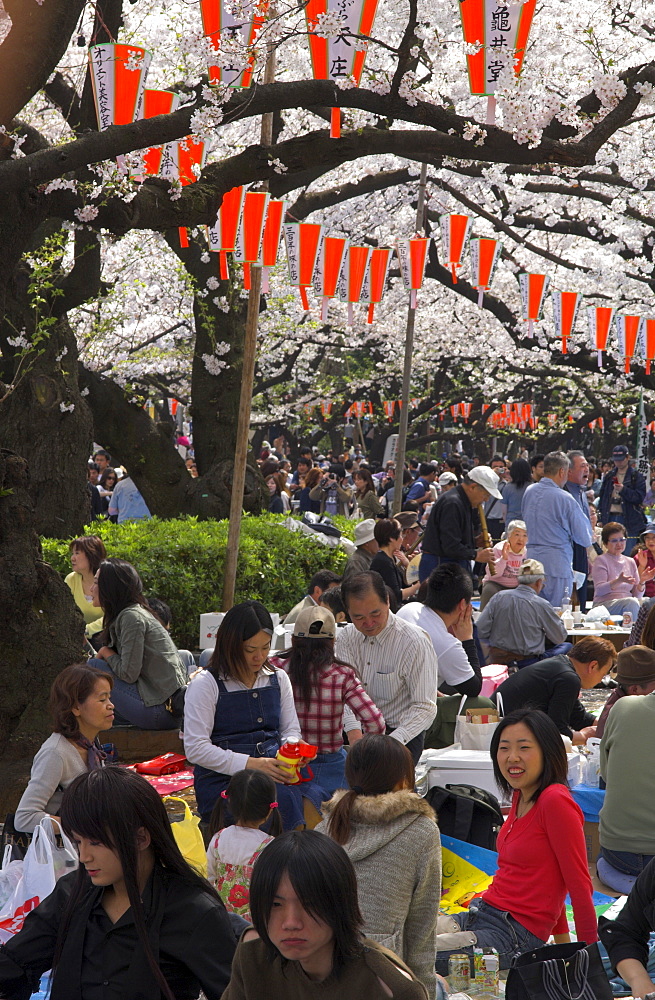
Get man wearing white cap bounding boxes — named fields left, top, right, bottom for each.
left=342, top=519, right=379, bottom=582
left=438, top=471, right=458, bottom=493
left=418, top=466, right=501, bottom=582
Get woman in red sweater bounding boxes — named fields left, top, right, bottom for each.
left=436, top=707, right=597, bottom=973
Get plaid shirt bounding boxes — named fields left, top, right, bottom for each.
left=269, top=656, right=385, bottom=753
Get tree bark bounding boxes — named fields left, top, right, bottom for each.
left=0, top=449, right=86, bottom=815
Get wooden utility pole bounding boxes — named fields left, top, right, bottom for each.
left=222, top=43, right=276, bottom=611
left=393, top=163, right=428, bottom=515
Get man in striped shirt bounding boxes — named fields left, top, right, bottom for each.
left=336, top=571, right=438, bottom=763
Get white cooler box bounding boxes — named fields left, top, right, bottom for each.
left=419, top=745, right=583, bottom=804
left=200, top=612, right=280, bottom=649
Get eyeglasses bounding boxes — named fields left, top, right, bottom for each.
left=607, top=537, right=626, bottom=544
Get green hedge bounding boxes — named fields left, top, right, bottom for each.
left=41, top=514, right=354, bottom=649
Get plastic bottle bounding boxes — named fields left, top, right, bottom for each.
left=585, top=737, right=602, bottom=788
left=275, top=739, right=318, bottom=783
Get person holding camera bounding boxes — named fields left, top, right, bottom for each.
left=309, top=464, right=353, bottom=517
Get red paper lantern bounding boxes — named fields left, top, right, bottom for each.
left=639, top=317, right=655, bottom=375
left=137, top=89, right=180, bottom=178
left=200, top=0, right=269, bottom=89
left=88, top=43, right=151, bottom=170
left=616, top=314, right=641, bottom=374
left=313, top=236, right=349, bottom=321
left=519, top=272, right=549, bottom=337
left=440, top=214, right=471, bottom=283
left=551, top=290, right=581, bottom=355
left=470, top=237, right=501, bottom=306
left=284, top=222, right=323, bottom=309
left=587, top=305, right=615, bottom=367
left=260, top=199, right=287, bottom=293
left=208, top=185, right=245, bottom=277
left=339, top=245, right=371, bottom=326
left=396, top=237, right=430, bottom=308
left=364, top=247, right=393, bottom=324
left=234, top=190, right=270, bottom=289
left=160, top=136, right=207, bottom=247
left=305, top=0, right=379, bottom=137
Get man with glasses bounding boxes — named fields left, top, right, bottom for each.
left=418, top=466, right=500, bottom=582
left=522, top=452, right=593, bottom=607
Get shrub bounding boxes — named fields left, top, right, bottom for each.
left=41, top=514, right=353, bottom=649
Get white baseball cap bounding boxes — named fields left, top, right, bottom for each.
left=468, top=465, right=503, bottom=499
left=438, top=471, right=458, bottom=486
left=354, top=519, right=376, bottom=545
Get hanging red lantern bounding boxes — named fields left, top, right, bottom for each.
left=234, top=190, right=269, bottom=289
left=339, top=245, right=371, bottom=326
left=396, top=237, right=430, bottom=308
left=587, top=305, right=615, bottom=367
left=616, top=314, right=642, bottom=374
left=199, top=0, right=269, bottom=89
left=470, top=237, right=501, bottom=306
left=208, top=185, right=245, bottom=277
left=260, top=199, right=286, bottom=293
left=305, top=0, right=380, bottom=137
left=284, top=222, right=323, bottom=309
left=313, top=236, right=349, bottom=321
left=458, top=0, right=537, bottom=124
left=519, top=272, right=549, bottom=337
left=364, top=247, right=393, bottom=324
left=639, top=317, right=655, bottom=375
left=88, top=43, right=151, bottom=171
left=440, top=214, right=471, bottom=283
left=551, top=290, right=581, bottom=355
left=136, top=89, right=180, bottom=178
left=460, top=402, right=472, bottom=422
left=160, top=136, right=207, bottom=247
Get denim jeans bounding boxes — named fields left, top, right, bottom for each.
left=435, top=899, right=546, bottom=975
left=88, top=658, right=180, bottom=730
left=600, top=846, right=655, bottom=876
left=310, top=748, right=347, bottom=799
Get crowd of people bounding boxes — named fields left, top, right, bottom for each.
left=9, top=437, right=655, bottom=998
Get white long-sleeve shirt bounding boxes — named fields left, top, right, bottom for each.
left=336, top=612, right=438, bottom=744
left=183, top=667, right=301, bottom=775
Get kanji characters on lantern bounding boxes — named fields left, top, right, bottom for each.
left=363, top=247, right=393, bottom=324
left=234, top=190, right=270, bottom=289
left=260, top=200, right=287, bottom=293
left=587, top=305, right=615, bottom=367
left=159, top=136, right=207, bottom=246
left=284, top=222, right=323, bottom=309
left=136, top=89, right=180, bottom=178
left=551, top=290, right=581, bottom=355
left=88, top=43, right=152, bottom=170
left=440, top=214, right=471, bottom=283
left=305, top=0, right=379, bottom=137
left=208, top=186, right=245, bottom=278
left=338, top=245, right=371, bottom=326
left=199, top=0, right=269, bottom=89
left=313, top=236, right=349, bottom=321
left=469, top=236, right=501, bottom=306
left=638, top=317, right=655, bottom=375
left=616, top=314, right=642, bottom=374
left=396, top=237, right=430, bottom=308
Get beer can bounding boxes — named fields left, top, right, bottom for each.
left=623, top=611, right=633, bottom=628
left=448, top=953, right=471, bottom=992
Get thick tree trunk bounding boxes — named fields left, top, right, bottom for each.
left=0, top=450, right=86, bottom=814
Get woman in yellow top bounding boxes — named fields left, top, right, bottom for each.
left=65, top=536, right=107, bottom=638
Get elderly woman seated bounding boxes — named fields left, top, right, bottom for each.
left=479, top=520, right=528, bottom=610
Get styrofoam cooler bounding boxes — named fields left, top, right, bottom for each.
left=419, top=745, right=583, bottom=802
left=200, top=612, right=280, bottom=649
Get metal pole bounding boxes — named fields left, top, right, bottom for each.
left=393, top=162, right=428, bottom=515
left=222, top=41, right=276, bottom=611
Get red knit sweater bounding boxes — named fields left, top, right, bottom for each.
left=482, top=783, right=598, bottom=944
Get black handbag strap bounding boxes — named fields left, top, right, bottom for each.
left=542, top=948, right=596, bottom=1000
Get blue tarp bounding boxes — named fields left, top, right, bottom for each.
left=571, top=783, right=606, bottom=823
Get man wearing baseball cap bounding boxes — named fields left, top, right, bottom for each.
left=418, top=466, right=501, bottom=582
left=595, top=645, right=655, bottom=738
left=342, top=518, right=379, bottom=582
left=599, top=444, right=647, bottom=553
left=438, top=471, right=458, bottom=493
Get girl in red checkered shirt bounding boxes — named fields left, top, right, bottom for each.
left=270, top=607, right=385, bottom=798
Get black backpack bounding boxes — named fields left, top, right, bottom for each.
left=426, top=783, right=504, bottom=851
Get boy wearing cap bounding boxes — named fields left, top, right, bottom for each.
left=599, top=445, right=647, bottom=552
left=595, top=645, right=655, bottom=739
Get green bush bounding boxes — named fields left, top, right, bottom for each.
left=41, top=514, right=353, bottom=649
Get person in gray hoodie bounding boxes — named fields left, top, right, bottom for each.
left=317, top=735, right=443, bottom=999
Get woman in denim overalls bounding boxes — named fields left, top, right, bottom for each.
left=184, top=601, right=325, bottom=830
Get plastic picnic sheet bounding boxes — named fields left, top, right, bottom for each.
left=571, top=782, right=605, bottom=823
left=125, top=768, right=194, bottom=795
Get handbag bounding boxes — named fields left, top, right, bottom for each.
left=163, top=796, right=207, bottom=877
left=505, top=942, right=613, bottom=1000
left=0, top=813, right=32, bottom=862
left=454, top=693, right=504, bottom=752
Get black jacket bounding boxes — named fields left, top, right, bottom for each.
left=490, top=655, right=595, bottom=738
left=0, top=865, right=240, bottom=1000
left=599, top=859, right=655, bottom=972
left=422, top=485, right=479, bottom=561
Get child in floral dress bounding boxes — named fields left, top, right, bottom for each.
left=206, top=770, right=281, bottom=921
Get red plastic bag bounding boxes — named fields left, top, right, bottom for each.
left=135, top=753, right=187, bottom=775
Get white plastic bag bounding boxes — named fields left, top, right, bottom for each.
left=0, top=818, right=78, bottom=942
left=454, top=694, right=503, bottom=752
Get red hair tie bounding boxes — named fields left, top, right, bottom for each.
left=221, top=790, right=229, bottom=799
left=270, top=801, right=278, bottom=809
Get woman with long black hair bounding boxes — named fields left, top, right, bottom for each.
left=89, top=558, right=187, bottom=729
left=183, top=600, right=326, bottom=830
left=0, top=767, right=240, bottom=1000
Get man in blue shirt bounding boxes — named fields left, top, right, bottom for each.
left=563, top=450, right=592, bottom=612
left=405, top=463, right=436, bottom=515
left=522, top=451, right=593, bottom=607
left=107, top=474, right=151, bottom=523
